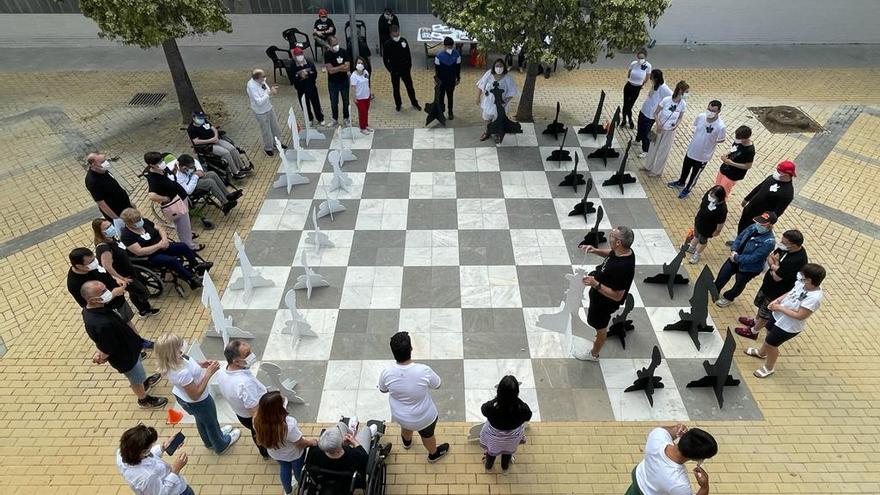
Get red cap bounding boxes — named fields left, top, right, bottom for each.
left=776, top=160, right=797, bottom=177
left=292, top=47, right=304, bottom=55
left=318, top=8, right=328, bottom=16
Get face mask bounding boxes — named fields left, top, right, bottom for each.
left=681, top=92, right=690, bottom=100
left=103, top=225, right=118, bottom=238
left=445, top=48, right=453, bottom=55
left=706, top=111, right=717, bottom=118
left=494, top=66, right=504, bottom=75
left=776, top=241, right=789, bottom=251
left=86, top=259, right=100, bottom=271
left=133, top=219, right=144, bottom=229
left=295, top=55, right=305, bottom=63
left=755, top=224, right=769, bottom=234
left=392, top=36, right=400, bottom=42
left=319, top=16, right=326, bottom=21
left=332, top=44, right=340, bottom=52
left=98, top=289, right=113, bottom=304
left=243, top=353, right=257, bottom=368
left=772, top=171, right=782, bottom=180
left=100, top=160, right=111, bottom=171
left=637, top=58, right=645, bottom=64
left=193, top=118, right=205, bottom=126
left=796, top=272, right=805, bottom=282
left=733, top=138, right=742, bottom=144
left=384, top=14, right=392, bottom=19
left=356, top=63, right=365, bottom=71
left=184, top=168, right=194, bottom=176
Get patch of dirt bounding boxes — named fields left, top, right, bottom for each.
left=748, top=106, right=824, bottom=134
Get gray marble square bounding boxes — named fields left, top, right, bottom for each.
left=599, top=198, right=663, bottom=229
left=371, top=128, right=414, bottom=149
left=516, top=265, right=574, bottom=307
left=536, top=388, right=615, bottom=421
left=360, top=172, right=412, bottom=199
left=531, top=358, right=607, bottom=389
left=287, top=266, right=347, bottom=309
left=505, top=199, right=560, bottom=229
left=335, top=309, right=400, bottom=334
left=666, top=358, right=763, bottom=421
left=455, top=172, right=504, bottom=198
left=421, top=359, right=466, bottom=389
left=546, top=171, right=599, bottom=199
left=265, top=173, right=322, bottom=200
left=348, top=230, right=406, bottom=266
left=430, top=387, right=467, bottom=422
left=633, top=265, right=693, bottom=307
left=458, top=229, right=515, bottom=265
left=496, top=147, right=543, bottom=171
left=254, top=360, right=329, bottom=423
left=308, top=199, right=360, bottom=230
left=534, top=122, right=573, bottom=147
left=563, top=229, right=606, bottom=262
left=461, top=308, right=530, bottom=359
left=329, top=332, right=396, bottom=360
left=244, top=230, right=302, bottom=266
left=406, top=199, right=458, bottom=229
left=453, top=126, right=497, bottom=148
left=401, top=266, right=461, bottom=308
left=412, top=149, right=456, bottom=172
left=598, top=308, right=662, bottom=360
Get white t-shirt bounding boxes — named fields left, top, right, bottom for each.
left=635, top=428, right=692, bottom=495
left=627, top=59, right=652, bottom=86
left=216, top=368, right=267, bottom=418
left=174, top=159, right=204, bottom=195
left=350, top=70, right=371, bottom=100
left=686, top=113, right=727, bottom=162
left=377, top=362, right=441, bottom=431
left=166, top=356, right=210, bottom=403
left=772, top=280, right=823, bottom=333
left=246, top=78, right=273, bottom=114
left=266, top=416, right=305, bottom=462
left=116, top=444, right=188, bottom=495
left=655, top=96, right=687, bottom=131
left=639, top=83, right=673, bottom=118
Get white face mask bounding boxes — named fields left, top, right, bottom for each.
left=356, top=63, right=365, bottom=71
left=706, top=110, right=717, bottom=118
left=638, top=58, right=646, bottom=65
left=494, top=66, right=504, bottom=75
left=332, top=44, right=340, bottom=52
left=295, top=55, right=305, bottom=63
left=772, top=171, right=782, bottom=180
left=243, top=353, right=257, bottom=368
left=86, top=259, right=100, bottom=271
left=733, top=138, right=742, bottom=144
left=776, top=241, right=789, bottom=251
left=98, top=290, right=113, bottom=304
left=392, top=36, right=400, bottom=42
left=100, top=160, right=111, bottom=171
left=681, top=92, right=690, bottom=100
left=445, top=48, right=453, bottom=55
left=796, top=272, right=805, bottom=282
left=384, top=14, right=392, bottom=19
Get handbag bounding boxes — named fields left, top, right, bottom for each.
left=648, top=100, right=679, bottom=143
left=160, top=195, right=188, bottom=221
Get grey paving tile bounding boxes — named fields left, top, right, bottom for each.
left=600, top=198, right=663, bottom=229
left=412, top=149, right=456, bottom=171
left=633, top=265, right=693, bottom=307
left=371, top=128, right=414, bottom=149
left=496, top=147, right=543, bottom=171
left=244, top=230, right=302, bottom=266
left=335, top=309, right=400, bottom=334
left=265, top=172, right=321, bottom=200
left=458, top=229, right=515, bottom=265
left=287, top=266, right=347, bottom=308
left=349, top=230, right=406, bottom=266
left=406, top=199, right=458, bottom=229
left=455, top=172, right=504, bottom=198
left=505, top=199, right=560, bottom=229
left=598, top=308, right=662, bottom=360
left=401, top=266, right=461, bottom=308
left=360, top=172, right=411, bottom=199
left=547, top=171, right=599, bottom=199
left=254, top=360, right=329, bottom=423
left=454, top=126, right=497, bottom=148
left=516, top=265, right=574, bottom=307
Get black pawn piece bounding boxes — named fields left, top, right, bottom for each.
left=542, top=101, right=566, bottom=139
left=624, top=346, right=665, bottom=407
left=578, top=205, right=607, bottom=248
left=606, top=294, right=636, bottom=349
left=558, top=153, right=585, bottom=192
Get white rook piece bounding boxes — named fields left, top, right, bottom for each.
left=305, top=206, right=335, bottom=256
left=201, top=271, right=254, bottom=346
left=228, top=232, right=275, bottom=302
left=328, top=150, right=354, bottom=193
left=293, top=256, right=329, bottom=300
left=272, top=136, right=309, bottom=194
left=536, top=268, right=594, bottom=358
left=286, top=106, right=315, bottom=162
left=281, top=290, right=317, bottom=340
left=300, top=94, right=326, bottom=145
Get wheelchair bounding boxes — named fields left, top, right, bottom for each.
left=128, top=247, right=210, bottom=298
left=298, top=418, right=389, bottom=495
left=183, top=127, right=255, bottom=185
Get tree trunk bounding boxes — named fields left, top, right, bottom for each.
left=162, top=38, right=202, bottom=123
left=515, top=61, right=540, bottom=123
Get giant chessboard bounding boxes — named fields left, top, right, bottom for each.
left=179, top=123, right=762, bottom=424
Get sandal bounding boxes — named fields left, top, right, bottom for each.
left=744, top=347, right=766, bottom=359
left=479, top=133, right=490, bottom=141
left=754, top=366, right=775, bottom=378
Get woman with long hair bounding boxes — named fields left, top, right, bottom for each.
left=479, top=375, right=532, bottom=474
left=154, top=333, right=240, bottom=455
left=91, top=217, right=159, bottom=318
left=641, top=80, right=689, bottom=176
left=350, top=55, right=373, bottom=134
left=254, top=391, right=317, bottom=495
left=635, top=69, right=672, bottom=156
left=476, top=58, right=518, bottom=143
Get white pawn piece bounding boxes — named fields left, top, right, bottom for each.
left=300, top=94, right=326, bottom=145
left=286, top=107, right=315, bottom=162
left=281, top=290, right=318, bottom=340
left=334, top=123, right=358, bottom=162
left=272, top=136, right=310, bottom=194
left=317, top=180, right=346, bottom=220
left=201, top=271, right=255, bottom=346
left=293, top=256, right=330, bottom=300
left=228, top=232, right=275, bottom=302
left=328, top=150, right=354, bottom=193
left=260, top=362, right=306, bottom=405
left=305, top=207, right=335, bottom=256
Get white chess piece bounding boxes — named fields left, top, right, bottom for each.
left=300, top=94, right=326, bottom=145
left=292, top=256, right=330, bottom=300
left=228, top=232, right=275, bottom=302
left=260, top=362, right=306, bottom=405
left=535, top=268, right=595, bottom=358
left=305, top=207, right=335, bottom=256
left=328, top=150, right=354, bottom=193
left=281, top=290, right=317, bottom=340
left=201, top=271, right=255, bottom=345
left=317, top=179, right=346, bottom=220
left=272, top=136, right=309, bottom=194
left=333, top=124, right=357, bottom=162
left=286, top=107, right=315, bottom=161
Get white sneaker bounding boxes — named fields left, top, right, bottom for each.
left=715, top=298, right=733, bottom=308
left=221, top=425, right=234, bottom=435
left=638, top=152, right=647, bottom=159
left=343, top=118, right=352, bottom=127
left=365, top=127, right=374, bottom=132
left=220, top=428, right=241, bottom=454
left=360, top=129, right=371, bottom=135
left=572, top=349, right=599, bottom=362
left=320, top=119, right=332, bottom=127
left=688, top=253, right=700, bottom=264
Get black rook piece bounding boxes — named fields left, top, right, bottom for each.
left=578, top=90, right=607, bottom=139
left=624, top=345, right=665, bottom=407
left=587, top=106, right=621, bottom=166
left=486, top=81, right=522, bottom=143
left=663, top=265, right=719, bottom=350
left=686, top=329, right=741, bottom=408
left=601, top=139, right=638, bottom=194
left=542, top=101, right=566, bottom=139
left=567, top=177, right=596, bottom=222
left=578, top=205, right=607, bottom=248
left=643, top=243, right=690, bottom=299
left=558, top=153, right=585, bottom=191
left=424, top=78, right=447, bottom=127
left=607, top=293, right=636, bottom=349
left=546, top=127, right=572, bottom=162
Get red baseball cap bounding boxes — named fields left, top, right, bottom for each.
left=292, top=47, right=304, bottom=55
left=318, top=8, right=328, bottom=16
left=776, top=160, right=797, bottom=177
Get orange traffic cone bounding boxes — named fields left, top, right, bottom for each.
left=684, top=228, right=695, bottom=244
left=166, top=408, right=184, bottom=425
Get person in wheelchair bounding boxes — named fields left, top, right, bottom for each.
left=119, top=207, right=211, bottom=290
left=173, top=154, right=242, bottom=216
left=308, top=421, right=391, bottom=484
left=144, top=152, right=202, bottom=252
left=187, top=112, right=251, bottom=179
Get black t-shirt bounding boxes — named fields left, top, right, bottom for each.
left=589, top=251, right=636, bottom=307
left=83, top=307, right=143, bottom=373
left=760, top=247, right=808, bottom=299
left=187, top=121, right=216, bottom=141
left=481, top=399, right=532, bottom=431
left=324, top=47, right=351, bottom=85
left=694, top=192, right=728, bottom=237
left=121, top=219, right=162, bottom=251
left=67, top=268, right=123, bottom=309
left=307, top=445, right=369, bottom=480
left=96, top=240, right=136, bottom=278
left=719, top=143, right=755, bottom=181
left=742, top=176, right=794, bottom=220
left=146, top=169, right=188, bottom=200
left=85, top=169, right=132, bottom=218
left=314, top=17, right=336, bottom=38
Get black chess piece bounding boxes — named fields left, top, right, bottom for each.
left=424, top=77, right=447, bottom=127
left=601, top=139, right=638, bottom=194
left=607, top=294, right=636, bottom=349
left=578, top=205, right=607, bottom=248
left=686, top=330, right=741, bottom=408
left=542, top=101, right=566, bottom=139
left=578, top=90, right=607, bottom=139
left=486, top=81, right=522, bottom=143
left=624, top=346, right=665, bottom=407
left=558, top=153, right=586, bottom=192
left=568, top=178, right=596, bottom=221
left=643, top=243, right=691, bottom=299
left=587, top=107, right=621, bottom=166
left=663, top=266, right=720, bottom=350
left=546, top=127, right=572, bottom=162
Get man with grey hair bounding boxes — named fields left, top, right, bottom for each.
left=216, top=339, right=269, bottom=458
left=246, top=68, right=283, bottom=156
left=576, top=226, right=637, bottom=361
left=308, top=422, right=391, bottom=482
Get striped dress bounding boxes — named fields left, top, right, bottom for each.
left=478, top=398, right=532, bottom=456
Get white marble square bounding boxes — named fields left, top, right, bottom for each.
left=403, top=230, right=460, bottom=266
left=454, top=147, right=501, bottom=172
left=220, top=266, right=290, bottom=310
left=319, top=360, right=394, bottom=423
left=277, top=149, right=329, bottom=173
left=457, top=199, right=509, bottom=229
left=645, top=307, right=724, bottom=359
left=354, top=390, right=393, bottom=422
left=500, top=171, right=552, bottom=198
left=339, top=285, right=373, bottom=308
left=409, top=172, right=457, bottom=199
left=316, top=389, right=354, bottom=422
left=576, top=133, right=620, bottom=150
left=355, top=199, right=409, bottom=230
left=323, top=360, right=364, bottom=390
left=631, top=229, right=678, bottom=265
left=600, top=358, right=690, bottom=421
left=399, top=308, right=463, bottom=333
left=460, top=265, right=521, bottom=308
left=331, top=127, right=373, bottom=150
left=552, top=198, right=612, bottom=231
left=359, top=360, right=393, bottom=389
left=294, top=230, right=354, bottom=267
left=263, top=308, right=338, bottom=361
left=413, top=128, right=455, bottom=149
left=538, top=146, right=588, bottom=171
left=367, top=149, right=413, bottom=172
left=317, top=172, right=365, bottom=199
left=464, top=358, right=536, bottom=389
left=590, top=170, right=647, bottom=199
left=510, top=229, right=571, bottom=265
left=523, top=306, right=572, bottom=358
left=496, top=123, right=538, bottom=147
left=409, top=331, right=464, bottom=359
left=465, top=387, right=541, bottom=422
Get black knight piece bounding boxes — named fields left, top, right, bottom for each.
left=624, top=345, right=665, bottom=407
left=486, top=81, right=522, bottom=143
left=607, top=293, right=636, bottom=349
left=542, top=101, right=566, bottom=139
left=578, top=90, right=607, bottom=139
left=686, top=330, right=741, bottom=408
left=558, top=153, right=585, bottom=191
left=602, top=139, right=638, bottom=194
left=578, top=205, right=607, bottom=248
left=663, top=265, right=720, bottom=350
left=424, top=77, right=447, bottom=127
left=546, top=127, right=572, bottom=162
left=644, top=243, right=690, bottom=299
left=567, top=177, right=596, bottom=222
left=587, top=106, right=621, bottom=166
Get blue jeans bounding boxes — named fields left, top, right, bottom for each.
left=175, top=395, right=231, bottom=454
left=278, top=454, right=305, bottom=494
left=328, top=81, right=350, bottom=120
left=714, top=259, right=761, bottom=301
left=149, top=242, right=198, bottom=281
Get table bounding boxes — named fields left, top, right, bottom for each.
left=417, top=25, right=475, bottom=69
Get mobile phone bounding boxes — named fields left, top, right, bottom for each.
left=165, top=432, right=185, bottom=455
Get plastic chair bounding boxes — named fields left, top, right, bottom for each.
left=265, top=45, right=290, bottom=83
left=344, top=20, right=371, bottom=58
left=282, top=27, right=311, bottom=55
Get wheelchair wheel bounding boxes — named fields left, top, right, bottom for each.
left=150, top=201, right=176, bottom=230
left=367, top=462, right=386, bottom=495
left=133, top=265, right=164, bottom=298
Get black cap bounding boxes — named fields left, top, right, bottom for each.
left=753, top=211, right=778, bottom=225
left=192, top=111, right=206, bottom=118
left=443, top=36, right=454, bottom=46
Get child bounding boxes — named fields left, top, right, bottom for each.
left=688, top=185, right=728, bottom=264
left=350, top=56, right=372, bottom=134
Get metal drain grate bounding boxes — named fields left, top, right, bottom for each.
left=128, top=92, right=167, bottom=106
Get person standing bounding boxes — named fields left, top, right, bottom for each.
left=641, top=81, right=689, bottom=177
left=383, top=25, right=421, bottom=111
left=378, top=331, right=450, bottom=463
left=143, top=152, right=201, bottom=251
left=714, top=212, right=777, bottom=307
left=479, top=375, right=532, bottom=474
left=476, top=58, right=519, bottom=143
left=186, top=111, right=250, bottom=178
left=622, top=48, right=651, bottom=129
left=116, top=424, right=194, bottom=495
left=92, top=218, right=160, bottom=318
left=736, top=230, right=807, bottom=340
left=714, top=125, right=755, bottom=197
left=254, top=391, right=318, bottom=495
left=289, top=47, right=329, bottom=126
left=85, top=152, right=133, bottom=233
left=745, top=263, right=825, bottom=378
left=216, top=339, right=270, bottom=459
left=67, top=247, right=140, bottom=326
left=350, top=56, right=373, bottom=135
left=735, top=161, right=796, bottom=235
left=312, top=9, right=336, bottom=51
left=80, top=280, right=166, bottom=409
left=635, top=70, right=672, bottom=157
left=324, top=35, right=351, bottom=127
left=377, top=7, right=400, bottom=54
left=686, top=186, right=728, bottom=265
left=246, top=69, right=283, bottom=156
left=668, top=100, right=726, bottom=198
left=434, top=37, right=462, bottom=120
left=625, top=424, right=717, bottom=495
left=576, top=226, right=637, bottom=361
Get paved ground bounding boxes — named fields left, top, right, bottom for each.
left=1, top=48, right=879, bottom=494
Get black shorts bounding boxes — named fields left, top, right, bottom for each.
left=417, top=416, right=438, bottom=438
left=587, top=292, right=621, bottom=330
left=764, top=318, right=799, bottom=347
left=693, top=223, right=711, bottom=244
left=753, top=290, right=772, bottom=320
